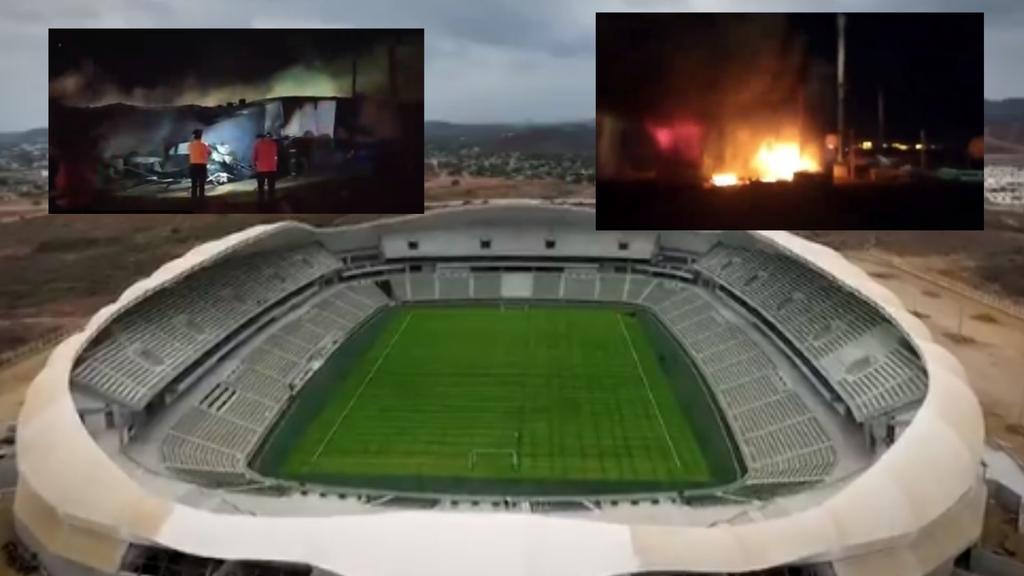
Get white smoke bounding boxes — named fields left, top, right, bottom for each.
left=50, top=43, right=423, bottom=108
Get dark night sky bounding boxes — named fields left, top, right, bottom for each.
left=49, top=28, right=423, bottom=106
left=598, top=13, right=983, bottom=145
left=50, top=28, right=414, bottom=88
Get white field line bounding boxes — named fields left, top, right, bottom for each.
left=311, top=313, right=414, bottom=461
left=617, top=314, right=682, bottom=469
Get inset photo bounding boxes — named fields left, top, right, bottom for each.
left=596, top=13, right=983, bottom=229
left=49, top=28, right=424, bottom=214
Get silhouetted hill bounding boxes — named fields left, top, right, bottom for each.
left=986, top=99, right=1024, bottom=121
left=426, top=120, right=595, bottom=156
left=986, top=99, right=1024, bottom=148
left=0, top=128, right=47, bottom=147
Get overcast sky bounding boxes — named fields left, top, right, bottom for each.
left=1, top=0, right=1020, bottom=131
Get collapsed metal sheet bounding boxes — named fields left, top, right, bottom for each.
left=264, top=100, right=284, bottom=136
left=315, top=100, right=337, bottom=137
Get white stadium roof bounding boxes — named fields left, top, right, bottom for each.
left=15, top=203, right=984, bottom=576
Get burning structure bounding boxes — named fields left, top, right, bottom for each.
left=49, top=28, right=424, bottom=212
left=597, top=13, right=981, bottom=193
left=598, top=110, right=822, bottom=188
left=597, top=14, right=829, bottom=188
left=51, top=95, right=411, bottom=194
left=596, top=12, right=983, bottom=229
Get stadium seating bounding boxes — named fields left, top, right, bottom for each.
left=387, top=271, right=668, bottom=306
left=694, top=244, right=928, bottom=421
left=501, top=273, right=534, bottom=298
left=650, top=283, right=836, bottom=484
left=640, top=279, right=688, bottom=309
left=161, top=282, right=390, bottom=483
left=835, top=346, right=927, bottom=421
left=437, top=270, right=472, bottom=299
left=161, top=434, right=247, bottom=484
left=73, top=244, right=338, bottom=409
left=409, top=273, right=437, bottom=300
left=624, top=275, right=655, bottom=303
left=389, top=274, right=410, bottom=301
left=596, top=274, right=627, bottom=301
left=532, top=272, right=563, bottom=299
left=158, top=265, right=839, bottom=486
left=171, top=407, right=260, bottom=455
left=472, top=273, right=502, bottom=299
left=562, top=271, right=598, bottom=301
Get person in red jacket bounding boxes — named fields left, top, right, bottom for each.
left=252, top=132, right=278, bottom=205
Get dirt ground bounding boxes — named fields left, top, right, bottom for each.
left=0, top=352, right=42, bottom=565
left=0, top=199, right=45, bottom=224
left=0, top=212, right=383, bottom=360
left=801, top=208, right=1024, bottom=307
left=0, top=490, right=16, bottom=576
left=425, top=176, right=593, bottom=202
left=846, top=252, right=1024, bottom=443
left=0, top=351, right=48, bottom=425
left=982, top=498, right=1024, bottom=556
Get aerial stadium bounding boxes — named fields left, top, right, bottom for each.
left=15, top=202, right=983, bottom=576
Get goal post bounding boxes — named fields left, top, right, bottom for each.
left=467, top=448, right=520, bottom=472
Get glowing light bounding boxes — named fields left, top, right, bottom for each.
left=711, top=173, right=739, bottom=187
left=860, top=141, right=873, bottom=150
left=914, top=143, right=924, bottom=150
left=645, top=120, right=704, bottom=162
left=892, top=142, right=910, bottom=151
left=751, top=140, right=819, bottom=182
left=650, top=127, right=674, bottom=150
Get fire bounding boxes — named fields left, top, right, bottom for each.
left=646, top=120, right=704, bottom=163
left=711, top=173, right=739, bottom=187
left=751, top=140, right=819, bottom=182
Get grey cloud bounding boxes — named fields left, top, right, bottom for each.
left=985, top=27, right=1024, bottom=99
left=0, top=0, right=1019, bottom=130
left=241, top=0, right=598, bottom=58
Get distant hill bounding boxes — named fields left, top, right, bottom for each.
left=986, top=99, right=1024, bottom=149
left=426, top=120, right=595, bottom=156
left=0, top=127, right=47, bottom=147
left=986, top=99, right=1024, bottom=121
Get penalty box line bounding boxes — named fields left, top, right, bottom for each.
left=311, top=312, right=414, bottom=462
left=617, top=314, right=682, bottom=469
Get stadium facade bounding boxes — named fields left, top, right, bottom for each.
left=15, top=202, right=984, bottom=576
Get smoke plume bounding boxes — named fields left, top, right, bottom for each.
left=50, top=43, right=424, bottom=108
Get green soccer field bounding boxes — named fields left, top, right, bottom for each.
left=254, top=304, right=741, bottom=494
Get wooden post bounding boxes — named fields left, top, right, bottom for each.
left=351, top=57, right=358, bottom=97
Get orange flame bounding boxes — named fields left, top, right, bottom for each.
left=711, top=173, right=739, bottom=187
left=751, top=140, right=819, bottom=182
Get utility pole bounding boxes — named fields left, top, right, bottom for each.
left=920, top=129, right=927, bottom=170
left=877, top=88, right=885, bottom=148
left=351, top=57, right=358, bottom=97
left=837, top=14, right=846, bottom=164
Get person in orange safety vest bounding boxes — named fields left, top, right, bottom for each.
left=252, top=132, right=279, bottom=205
left=187, top=129, right=211, bottom=201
